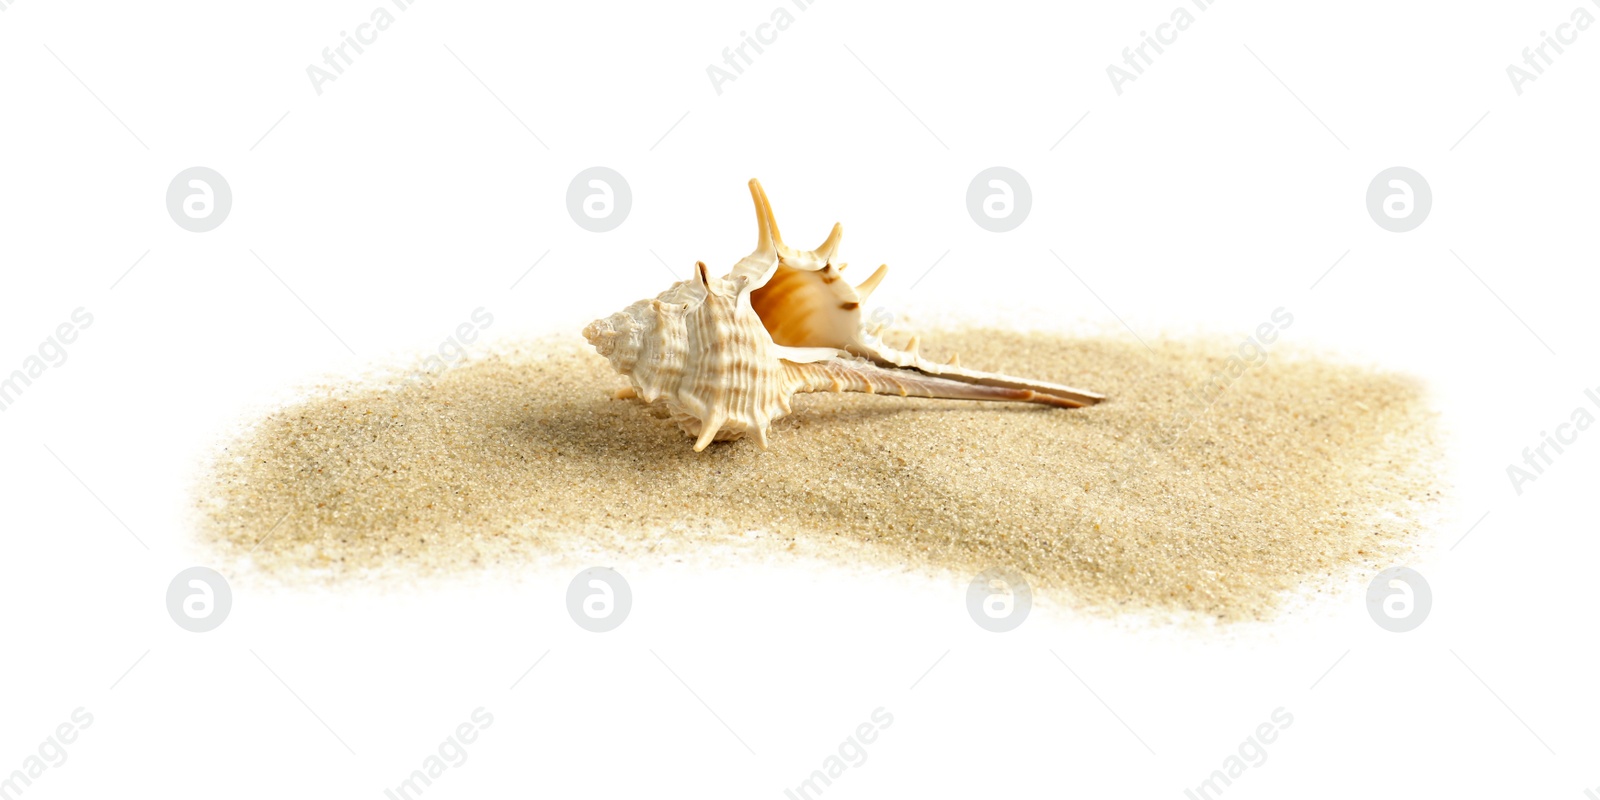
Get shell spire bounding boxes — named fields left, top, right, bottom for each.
left=582, top=179, right=1105, bottom=450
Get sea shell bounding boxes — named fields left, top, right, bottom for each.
left=583, top=179, right=1105, bottom=450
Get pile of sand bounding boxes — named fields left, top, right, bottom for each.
left=195, top=329, right=1442, bottom=621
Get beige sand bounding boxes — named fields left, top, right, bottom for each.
left=195, top=329, right=1441, bottom=621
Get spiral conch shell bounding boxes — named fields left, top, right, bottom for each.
left=583, top=179, right=1105, bottom=451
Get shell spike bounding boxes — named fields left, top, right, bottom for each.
left=747, top=179, right=774, bottom=256
left=730, top=180, right=780, bottom=283
left=694, top=411, right=727, bottom=452
left=855, top=264, right=889, bottom=302
left=750, top=179, right=786, bottom=248
left=750, top=179, right=836, bottom=268
left=815, top=223, right=843, bottom=263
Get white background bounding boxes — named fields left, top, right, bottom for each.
left=2, top=0, right=1598, bottom=797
